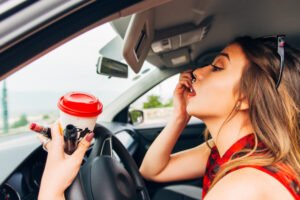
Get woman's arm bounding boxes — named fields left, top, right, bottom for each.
left=140, top=70, right=213, bottom=182
left=139, top=116, right=213, bottom=182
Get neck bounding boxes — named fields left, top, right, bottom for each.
left=203, top=111, right=254, bottom=158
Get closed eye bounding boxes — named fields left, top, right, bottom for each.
left=191, top=72, right=196, bottom=83
left=211, top=64, right=223, bottom=72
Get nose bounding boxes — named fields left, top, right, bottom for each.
left=193, top=65, right=211, bottom=80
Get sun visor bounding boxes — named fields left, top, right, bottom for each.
left=123, top=10, right=154, bottom=73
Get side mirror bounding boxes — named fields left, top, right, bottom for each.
left=129, top=110, right=144, bottom=125
left=96, top=56, right=128, bottom=78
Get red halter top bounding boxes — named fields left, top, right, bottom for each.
left=202, top=133, right=300, bottom=199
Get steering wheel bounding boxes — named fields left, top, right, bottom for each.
left=65, top=124, right=150, bottom=200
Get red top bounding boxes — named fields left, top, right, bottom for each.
left=58, top=92, right=102, bottom=117
left=202, top=133, right=300, bottom=199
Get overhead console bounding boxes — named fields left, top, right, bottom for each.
left=151, top=23, right=208, bottom=54
left=153, top=16, right=213, bottom=68
left=122, top=0, right=215, bottom=71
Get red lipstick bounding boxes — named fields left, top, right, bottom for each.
left=29, top=123, right=51, bottom=139
left=187, top=87, right=196, bottom=97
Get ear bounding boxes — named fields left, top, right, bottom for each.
left=237, top=96, right=249, bottom=111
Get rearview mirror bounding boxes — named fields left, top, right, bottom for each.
left=96, top=56, right=128, bottom=78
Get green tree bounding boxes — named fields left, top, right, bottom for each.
left=163, top=98, right=173, bottom=107
left=11, top=114, right=28, bottom=128
left=43, top=114, right=50, bottom=120
left=143, top=95, right=163, bottom=109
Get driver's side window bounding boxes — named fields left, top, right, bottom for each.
left=129, top=74, right=179, bottom=127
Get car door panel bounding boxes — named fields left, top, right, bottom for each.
left=133, top=121, right=206, bottom=197
left=136, top=122, right=206, bottom=154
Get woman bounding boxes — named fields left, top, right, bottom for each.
left=38, top=36, right=300, bottom=200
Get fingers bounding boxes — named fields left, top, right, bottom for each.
left=37, top=121, right=64, bottom=156
left=71, top=132, right=94, bottom=164
left=178, top=79, right=192, bottom=90
left=177, top=72, right=193, bottom=89
left=36, top=130, right=65, bottom=157
left=36, top=134, right=51, bottom=151
left=182, top=69, right=193, bottom=73
left=50, top=121, right=64, bottom=145
left=179, top=70, right=193, bottom=86
left=180, top=71, right=193, bottom=80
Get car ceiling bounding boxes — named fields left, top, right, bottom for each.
left=1, top=0, right=300, bottom=79
left=112, top=0, right=300, bottom=69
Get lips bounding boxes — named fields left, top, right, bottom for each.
left=187, top=87, right=196, bottom=97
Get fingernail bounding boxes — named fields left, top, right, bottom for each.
left=85, top=132, right=94, bottom=142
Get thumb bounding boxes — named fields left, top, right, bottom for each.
left=72, top=132, right=94, bottom=162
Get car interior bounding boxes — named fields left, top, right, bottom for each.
left=0, top=0, right=300, bottom=199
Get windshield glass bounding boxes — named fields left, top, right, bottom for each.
left=0, top=22, right=155, bottom=137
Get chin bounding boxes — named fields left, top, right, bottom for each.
left=186, top=104, right=210, bottom=120
left=186, top=103, right=193, bottom=116
left=186, top=104, right=200, bottom=118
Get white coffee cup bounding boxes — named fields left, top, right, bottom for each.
left=57, top=92, right=103, bottom=133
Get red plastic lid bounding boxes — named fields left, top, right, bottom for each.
left=58, top=92, right=102, bottom=117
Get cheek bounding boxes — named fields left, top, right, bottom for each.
left=187, top=74, right=237, bottom=118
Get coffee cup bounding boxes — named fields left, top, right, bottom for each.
left=58, top=91, right=103, bottom=134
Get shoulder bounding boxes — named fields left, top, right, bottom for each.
left=204, top=167, right=267, bottom=200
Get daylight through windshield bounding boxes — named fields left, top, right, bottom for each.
left=0, top=23, right=155, bottom=136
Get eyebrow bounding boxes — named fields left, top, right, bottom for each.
left=215, top=52, right=230, bottom=62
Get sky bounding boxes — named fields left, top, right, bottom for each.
left=3, top=23, right=118, bottom=92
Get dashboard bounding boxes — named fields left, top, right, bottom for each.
left=0, top=147, right=46, bottom=200
left=0, top=123, right=138, bottom=200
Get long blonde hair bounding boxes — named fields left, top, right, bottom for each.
left=206, top=36, right=300, bottom=190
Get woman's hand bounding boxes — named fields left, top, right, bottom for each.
left=173, top=70, right=194, bottom=122
left=37, top=121, right=94, bottom=200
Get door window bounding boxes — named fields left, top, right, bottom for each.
left=129, top=74, right=179, bottom=126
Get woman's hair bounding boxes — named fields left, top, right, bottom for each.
left=205, top=36, right=300, bottom=190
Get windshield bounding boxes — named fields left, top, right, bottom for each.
left=0, top=22, right=155, bottom=137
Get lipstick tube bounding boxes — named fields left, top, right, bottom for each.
left=30, top=123, right=51, bottom=139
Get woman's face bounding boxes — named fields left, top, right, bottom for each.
left=186, top=44, right=248, bottom=119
